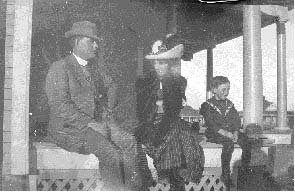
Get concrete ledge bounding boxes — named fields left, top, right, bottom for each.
left=33, top=142, right=99, bottom=170
left=200, top=142, right=275, bottom=169
left=261, top=133, right=292, bottom=144
left=146, top=141, right=275, bottom=181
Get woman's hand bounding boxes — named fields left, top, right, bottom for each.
left=233, top=131, right=239, bottom=142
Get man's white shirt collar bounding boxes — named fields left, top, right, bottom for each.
left=73, top=53, right=88, bottom=67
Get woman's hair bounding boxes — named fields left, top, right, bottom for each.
left=210, top=76, right=230, bottom=89
left=150, top=58, right=179, bottom=65
left=150, top=58, right=181, bottom=72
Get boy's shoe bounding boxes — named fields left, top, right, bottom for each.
left=240, top=166, right=253, bottom=175
left=228, top=179, right=236, bottom=189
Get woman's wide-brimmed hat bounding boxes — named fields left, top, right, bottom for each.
left=65, top=21, right=102, bottom=42
left=145, top=35, right=184, bottom=60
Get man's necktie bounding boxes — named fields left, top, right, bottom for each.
left=82, top=65, right=91, bottom=82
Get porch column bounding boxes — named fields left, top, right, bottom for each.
left=137, top=47, right=144, bottom=77
left=2, top=0, right=33, bottom=189
left=243, top=5, right=263, bottom=130
left=166, top=0, right=182, bottom=75
left=276, top=21, right=289, bottom=130
left=166, top=0, right=179, bottom=35
left=206, top=47, right=214, bottom=100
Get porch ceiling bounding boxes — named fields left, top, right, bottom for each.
left=177, top=2, right=293, bottom=58
left=0, top=0, right=293, bottom=56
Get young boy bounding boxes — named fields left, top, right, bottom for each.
left=200, top=76, right=252, bottom=189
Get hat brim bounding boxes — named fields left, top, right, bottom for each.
left=145, top=44, right=184, bottom=60
left=65, top=31, right=102, bottom=42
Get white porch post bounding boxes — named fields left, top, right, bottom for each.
left=166, top=0, right=182, bottom=75
left=259, top=5, right=291, bottom=144
left=206, top=47, right=214, bottom=100
left=3, top=0, right=33, bottom=179
left=276, top=21, right=289, bottom=130
left=137, top=47, right=144, bottom=77
left=166, top=0, right=179, bottom=35
left=242, top=5, right=263, bottom=130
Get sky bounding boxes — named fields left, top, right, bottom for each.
left=181, top=10, right=294, bottom=112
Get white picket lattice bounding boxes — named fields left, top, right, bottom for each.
left=148, top=174, right=226, bottom=191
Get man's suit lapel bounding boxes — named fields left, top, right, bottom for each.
left=66, top=54, right=93, bottom=89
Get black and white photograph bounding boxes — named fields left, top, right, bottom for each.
left=0, top=0, right=294, bottom=191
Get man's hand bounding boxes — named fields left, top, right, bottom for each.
left=88, top=122, right=110, bottom=138
left=102, top=107, right=114, bottom=121
left=107, top=120, right=120, bottom=130
left=119, top=119, right=139, bottom=133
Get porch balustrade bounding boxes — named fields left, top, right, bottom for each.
left=181, top=113, right=294, bottom=129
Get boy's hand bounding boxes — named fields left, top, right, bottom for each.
left=218, top=129, right=234, bottom=139
left=233, top=131, right=239, bottom=142
left=226, top=132, right=234, bottom=140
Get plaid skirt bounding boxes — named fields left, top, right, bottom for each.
left=144, top=119, right=204, bottom=183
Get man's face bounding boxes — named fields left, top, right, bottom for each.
left=213, top=82, right=230, bottom=100
left=76, top=37, right=98, bottom=60
left=154, top=60, right=169, bottom=78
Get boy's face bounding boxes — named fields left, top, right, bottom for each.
left=213, top=82, right=230, bottom=100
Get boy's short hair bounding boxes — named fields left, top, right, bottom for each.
left=210, top=76, right=230, bottom=89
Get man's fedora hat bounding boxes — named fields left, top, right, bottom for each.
left=65, top=21, right=102, bottom=42
left=145, top=35, right=184, bottom=60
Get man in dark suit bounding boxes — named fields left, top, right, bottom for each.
left=45, top=21, right=142, bottom=190
left=136, top=38, right=204, bottom=190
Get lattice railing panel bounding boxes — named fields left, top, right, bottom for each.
left=35, top=170, right=104, bottom=191
left=148, top=175, right=226, bottom=191
left=185, top=175, right=226, bottom=191
left=36, top=177, right=104, bottom=191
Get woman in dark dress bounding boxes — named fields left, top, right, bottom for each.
left=136, top=37, right=204, bottom=190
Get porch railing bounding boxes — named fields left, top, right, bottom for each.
left=181, top=113, right=294, bottom=129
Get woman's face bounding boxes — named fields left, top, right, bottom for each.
left=154, top=60, right=169, bottom=77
